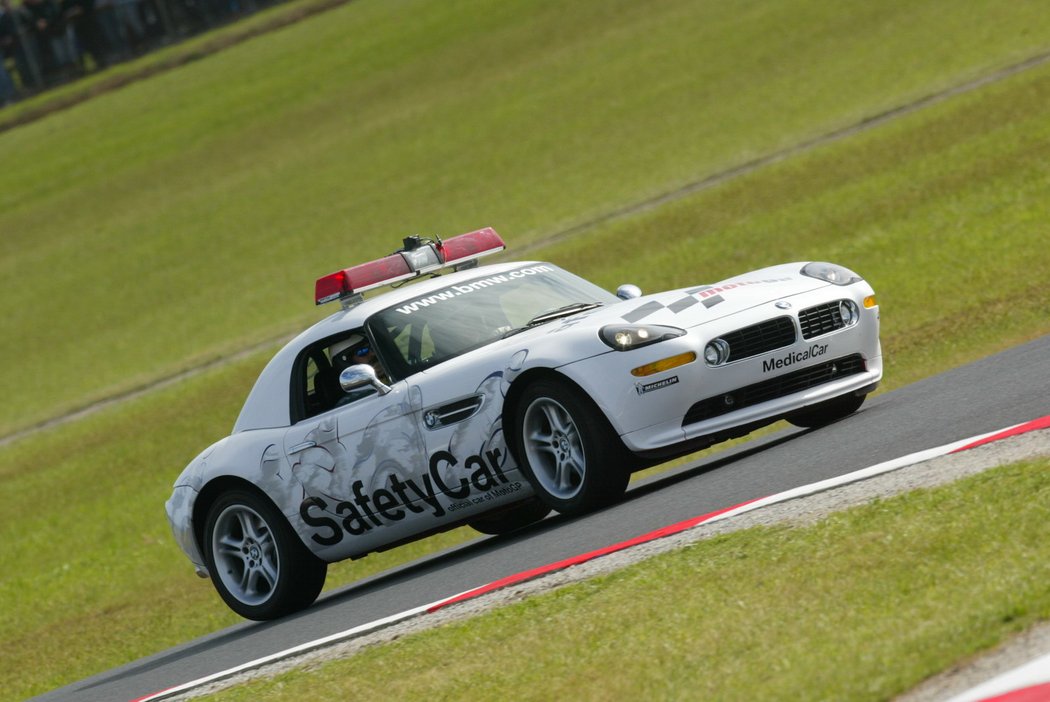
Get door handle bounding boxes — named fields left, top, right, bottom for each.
left=288, top=440, right=317, bottom=454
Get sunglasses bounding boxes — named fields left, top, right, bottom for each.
left=353, top=346, right=372, bottom=358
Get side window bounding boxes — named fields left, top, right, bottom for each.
left=303, top=355, right=323, bottom=419
left=293, top=331, right=391, bottom=423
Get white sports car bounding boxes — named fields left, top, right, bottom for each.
left=166, top=228, right=882, bottom=619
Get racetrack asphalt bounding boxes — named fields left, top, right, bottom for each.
left=32, top=333, right=1050, bottom=702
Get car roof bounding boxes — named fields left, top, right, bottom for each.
left=313, top=258, right=545, bottom=336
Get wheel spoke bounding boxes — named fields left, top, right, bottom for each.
left=242, top=513, right=264, bottom=543
left=217, top=534, right=244, bottom=555
left=234, top=510, right=251, bottom=539
left=528, top=427, right=554, bottom=446
left=541, top=403, right=570, bottom=435
left=555, top=457, right=571, bottom=490
left=256, top=525, right=274, bottom=550
left=528, top=434, right=557, bottom=456
left=569, top=435, right=585, bottom=469
left=557, top=453, right=584, bottom=490
left=259, top=559, right=278, bottom=591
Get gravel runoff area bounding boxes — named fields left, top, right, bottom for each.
left=171, top=428, right=1050, bottom=701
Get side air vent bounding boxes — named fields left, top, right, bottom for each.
left=422, top=396, right=484, bottom=429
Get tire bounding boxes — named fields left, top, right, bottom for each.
left=468, top=498, right=552, bottom=535
left=512, top=380, right=629, bottom=516
left=786, top=392, right=866, bottom=429
left=203, top=489, right=327, bottom=620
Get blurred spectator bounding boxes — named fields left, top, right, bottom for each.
left=93, top=0, right=126, bottom=60
left=0, top=53, right=15, bottom=104
left=113, top=0, right=144, bottom=53
left=63, top=0, right=108, bottom=69
left=21, top=0, right=77, bottom=82
left=0, top=1, right=18, bottom=101
left=1, top=0, right=39, bottom=93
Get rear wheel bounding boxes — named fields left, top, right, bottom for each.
left=513, top=380, right=629, bottom=516
left=787, top=392, right=866, bottom=428
left=203, top=489, right=327, bottom=620
left=468, top=498, right=551, bottom=535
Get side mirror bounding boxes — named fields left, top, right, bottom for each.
left=616, top=284, right=642, bottom=300
left=339, top=364, right=392, bottom=396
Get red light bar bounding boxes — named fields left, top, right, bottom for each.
left=438, top=227, right=506, bottom=266
left=315, top=254, right=414, bottom=305
left=315, top=270, right=349, bottom=306
left=315, top=227, right=506, bottom=306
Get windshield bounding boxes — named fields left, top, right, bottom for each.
left=367, top=263, right=617, bottom=380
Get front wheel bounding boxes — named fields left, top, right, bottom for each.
left=786, top=392, right=866, bottom=428
left=513, top=380, right=629, bottom=517
left=203, top=489, right=327, bottom=620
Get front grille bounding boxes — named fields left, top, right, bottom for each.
left=683, top=354, right=865, bottom=425
left=722, top=316, right=796, bottom=362
left=799, top=301, right=847, bottom=339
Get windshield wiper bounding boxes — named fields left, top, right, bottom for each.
left=526, top=302, right=604, bottom=327
left=500, top=302, right=605, bottom=339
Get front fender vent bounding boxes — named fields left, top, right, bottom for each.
left=422, top=396, right=484, bottom=429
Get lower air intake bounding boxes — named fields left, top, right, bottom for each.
left=683, top=354, right=866, bottom=425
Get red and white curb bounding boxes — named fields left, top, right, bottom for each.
left=945, top=652, right=1050, bottom=702
left=134, top=416, right=1050, bottom=702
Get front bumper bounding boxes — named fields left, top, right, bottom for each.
left=624, top=352, right=882, bottom=455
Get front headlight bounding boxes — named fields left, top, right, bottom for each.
left=839, top=299, right=860, bottom=326
left=704, top=338, right=731, bottom=366
left=599, top=324, right=686, bottom=351
left=801, top=262, right=862, bottom=286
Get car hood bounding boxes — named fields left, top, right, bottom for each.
left=496, top=262, right=829, bottom=366
left=587, top=262, right=828, bottom=330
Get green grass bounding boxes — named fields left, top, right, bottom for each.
left=204, top=458, right=1050, bottom=701
left=4, top=0, right=1050, bottom=699
left=4, top=0, right=1050, bottom=435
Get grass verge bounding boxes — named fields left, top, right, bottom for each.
left=203, top=457, right=1050, bottom=701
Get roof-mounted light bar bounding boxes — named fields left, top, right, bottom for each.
left=315, top=227, right=506, bottom=306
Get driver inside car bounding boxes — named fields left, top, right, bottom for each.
left=329, top=336, right=391, bottom=387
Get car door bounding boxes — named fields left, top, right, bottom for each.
left=283, top=339, right=434, bottom=558
left=410, top=360, right=531, bottom=520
